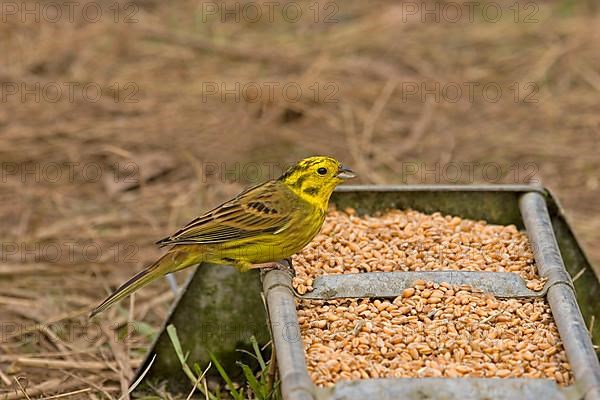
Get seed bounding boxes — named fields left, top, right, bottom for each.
left=497, top=369, right=512, bottom=377
left=525, top=348, right=541, bottom=360
left=456, top=365, right=471, bottom=373
left=325, top=360, right=341, bottom=373
left=409, top=347, right=419, bottom=360
left=311, top=320, right=327, bottom=329
left=382, top=326, right=394, bottom=335
left=545, top=347, right=558, bottom=356
left=538, top=342, right=551, bottom=350
left=356, top=304, right=368, bottom=313
left=402, top=288, right=415, bottom=298
left=297, top=284, right=307, bottom=294
left=325, top=312, right=338, bottom=322
left=398, top=306, right=411, bottom=315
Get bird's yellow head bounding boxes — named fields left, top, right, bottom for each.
left=278, top=156, right=356, bottom=209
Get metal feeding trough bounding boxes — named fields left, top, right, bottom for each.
left=132, top=185, right=600, bottom=400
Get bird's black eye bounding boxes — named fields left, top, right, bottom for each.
left=317, top=167, right=328, bottom=176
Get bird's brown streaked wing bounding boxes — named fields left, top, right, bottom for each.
left=156, top=181, right=296, bottom=247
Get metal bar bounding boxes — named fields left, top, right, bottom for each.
left=336, top=184, right=546, bottom=193
left=300, top=271, right=543, bottom=300
left=263, top=266, right=316, bottom=400
left=520, top=192, right=600, bottom=400
left=318, top=378, right=580, bottom=400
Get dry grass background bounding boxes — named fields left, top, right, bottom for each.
left=0, top=0, right=599, bottom=397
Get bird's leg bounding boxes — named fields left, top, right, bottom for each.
left=250, top=262, right=281, bottom=269
left=284, top=257, right=295, bottom=276
left=251, top=259, right=295, bottom=276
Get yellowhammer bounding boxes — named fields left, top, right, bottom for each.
left=90, top=156, right=355, bottom=317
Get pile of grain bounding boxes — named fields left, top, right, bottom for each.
left=292, top=208, right=571, bottom=387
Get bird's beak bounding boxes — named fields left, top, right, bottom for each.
left=336, top=165, right=356, bottom=179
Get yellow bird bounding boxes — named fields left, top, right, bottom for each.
left=90, top=156, right=355, bottom=317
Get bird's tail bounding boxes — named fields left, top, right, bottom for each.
left=89, top=249, right=197, bottom=318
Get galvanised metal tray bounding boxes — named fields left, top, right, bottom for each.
left=133, top=185, right=600, bottom=400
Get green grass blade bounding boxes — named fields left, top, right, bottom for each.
left=166, top=325, right=218, bottom=400
left=237, top=362, right=268, bottom=400
left=250, top=336, right=267, bottom=371
left=209, top=351, right=242, bottom=400
left=166, top=325, right=197, bottom=385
